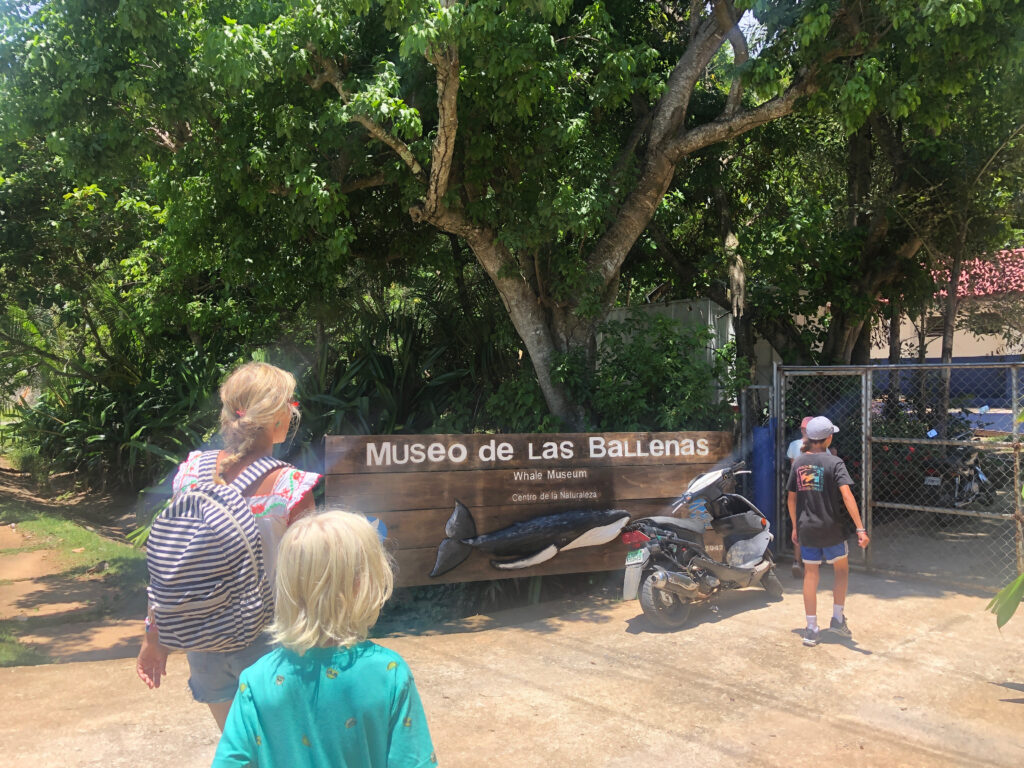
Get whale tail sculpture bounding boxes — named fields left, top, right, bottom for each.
left=430, top=501, right=479, bottom=578
left=430, top=500, right=630, bottom=577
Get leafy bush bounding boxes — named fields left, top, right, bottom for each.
left=483, top=368, right=565, bottom=433
left=10, top=351, right=223, bottom=491
left=5, top=441, right=51, bottom=489
left=556, top=310, right=737, bottom=432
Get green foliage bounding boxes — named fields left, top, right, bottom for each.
left=4, top=442, right=51, bottom=489
left=10, top=351, right=223, bottom=489
left=484, top=367, right=565, bottom=434
left=584, top=311, right=737, bottom=432
left=988, top=573, right=1024, bottom=629
left=4, top=0, right=1023, bottom=490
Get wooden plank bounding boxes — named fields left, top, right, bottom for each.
left=325, top=463, right=712, bottom=513
left=323, top=430, right=736, bottom=585
left=346, top=498, right=681, bottom=551
left=390, top=544, right=632, bottom=588
left=388, top=520, right=728, bottom=587
left=325, top=431, right=734, bottom=475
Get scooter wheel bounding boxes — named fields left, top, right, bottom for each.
left=638, top=570, right=692, bottom=630
left=761, top=569, right=784, bottom=600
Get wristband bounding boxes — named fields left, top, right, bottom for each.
left=145, top=615, right=155, bottom=633
left=856, top=528, right=866, bottom=533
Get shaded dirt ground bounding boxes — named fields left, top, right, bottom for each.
left=1, top=569, right=1023, bottom=768
left=0, top=462, right=145, bottom=662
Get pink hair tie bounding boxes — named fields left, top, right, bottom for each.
left=235, top=409, right=246, bottom=418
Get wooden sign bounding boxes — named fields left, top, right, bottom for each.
left=324, top=432, right=733, bottom=587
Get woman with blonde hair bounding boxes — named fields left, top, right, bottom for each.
left=212, top=511, right=437, bottom=768
left=136, top=361, right=321, bottom=730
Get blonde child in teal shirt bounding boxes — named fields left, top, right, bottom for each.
left=212, top=511, right=437, bottom=768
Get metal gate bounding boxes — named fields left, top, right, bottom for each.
left=774, top=363, right=1024, bottom=589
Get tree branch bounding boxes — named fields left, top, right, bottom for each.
left=610, top=95, right=653, bottom=180
left=665, top=74, right=816, bottom=162
left=648, top=13, right=727, bottom=150
left=306, top=46, right=426, bottom=181
left=713, top=0, right=749, bottom=118
left=340, top=173, right=389, bottom=194
left=412, top=38, right=461, bottom=223
left=973, top=121, right=1024, bottom=188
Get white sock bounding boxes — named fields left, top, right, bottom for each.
left=806, top=615, right=818, bottom=631
left=833, top=605, right=844, bottom=622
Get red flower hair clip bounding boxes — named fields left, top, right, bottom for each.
left=235, top=409, right=246, bottom=418
left=289, top=400, right=299, bottom=409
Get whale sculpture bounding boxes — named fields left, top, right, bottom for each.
left=430, top=500, right=631, bottom=577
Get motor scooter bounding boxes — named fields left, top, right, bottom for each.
left=621, top=461, right=782, bottom=629
left=921, top=432, right=995, bottom=509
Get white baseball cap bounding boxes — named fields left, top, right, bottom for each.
left=806, top=416, right=839, bottom=440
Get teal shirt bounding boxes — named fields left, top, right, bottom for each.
left=212, top=641, right=437, bottom=768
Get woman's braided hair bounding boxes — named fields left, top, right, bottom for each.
left=217, top=362, right=298, bottom=479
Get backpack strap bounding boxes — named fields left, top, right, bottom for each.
left=229, top=456, right=288, bottom=495
left=196, top=450, right=220, bottom=483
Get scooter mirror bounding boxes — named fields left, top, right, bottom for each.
left=685, top=468, right=724, bottom=495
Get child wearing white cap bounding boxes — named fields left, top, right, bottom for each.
left=786, top=416, right=813, bottom=579
left=786, top=416, right=870, bottom=646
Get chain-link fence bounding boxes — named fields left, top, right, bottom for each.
left=775, top=363, right=1024, bottom=589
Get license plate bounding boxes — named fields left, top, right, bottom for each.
left=625, top=548, right=646, bottom=564
left=924, top=476, right=941, bottom=486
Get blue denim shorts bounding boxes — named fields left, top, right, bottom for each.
left=800, top=540, right=849, bottom=565
left=186, top=634, right=274, bottom=703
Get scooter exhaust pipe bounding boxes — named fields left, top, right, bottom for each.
left=688, top=556, right=773, bottom=588
left=650, top=570, right=699, bottom=596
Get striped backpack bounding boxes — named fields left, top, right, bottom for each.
left=146, top=452, right=284, bottom=652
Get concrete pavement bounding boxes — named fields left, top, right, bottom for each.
left=2, top=570, right=1022, bottom=767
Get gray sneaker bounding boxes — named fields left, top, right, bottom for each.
left=802, top=627, right=820, bottom=647
left=829, top=616, right=852, bottom=638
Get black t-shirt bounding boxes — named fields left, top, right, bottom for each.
left=786, top=451, right=854, bottom=547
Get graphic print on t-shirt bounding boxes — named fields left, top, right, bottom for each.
left=796, top=464, right=825, bottom=492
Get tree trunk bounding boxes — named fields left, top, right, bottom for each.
left=850, top=317, right=873, bottom=365
left=938, top=232, right=966, bottom=437
left=888, top=298, right=902, bottom=364
left=455, top=221, right=589, bottom=429
left=847, top=123, right=873, bottom=230
left=883, top=298, right=903, bottom=419
left=819, top=123, right=875, bottom=364
left=714, top=176, right=757, bottom=383
left=940, top=246, right=964, bottom=366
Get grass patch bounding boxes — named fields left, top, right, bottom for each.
left=0, top=623, right=51, bottom=667
left=0, top=499, right=147, bottom=591
left=0, top=495, right=148, bottom=667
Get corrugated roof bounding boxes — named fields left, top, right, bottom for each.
left=935, top=248, right=1024, bottom=298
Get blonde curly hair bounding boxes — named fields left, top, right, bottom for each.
left=217, top=362, right=298, bottom=476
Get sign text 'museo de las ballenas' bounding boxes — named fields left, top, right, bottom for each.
left=366, top=435, right=712, bottom=467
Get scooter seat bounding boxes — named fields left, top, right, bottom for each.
left=639, top=515, right=707, bottom=535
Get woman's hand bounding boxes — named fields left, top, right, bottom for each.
left=791, top=529, right=799, bottom=546
left=136, top=632, right=170, bottom=689
left=856, top=529, right=870, bottom=549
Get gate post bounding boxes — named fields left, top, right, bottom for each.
left=863, top=368, right=873, bottom=571
left=1013, top=367, right=1024, bottom=576
left=773, top=363, right=789, bottom=560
